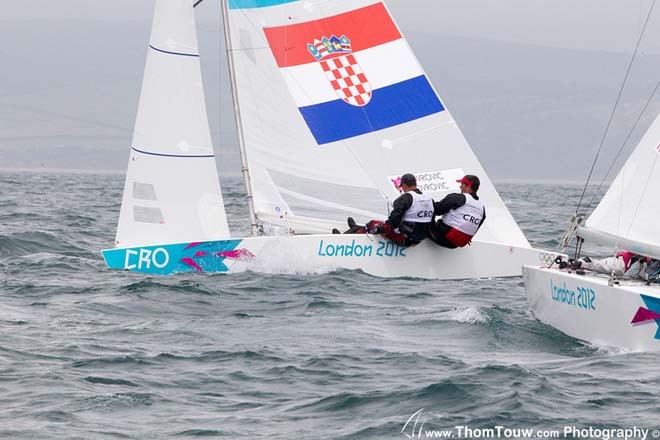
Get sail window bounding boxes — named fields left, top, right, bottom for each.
left=133, top=182, right=158, bottom=201
left=268, top=169, right=385, bottom=218
left=133, top=206, right=165, bottom=224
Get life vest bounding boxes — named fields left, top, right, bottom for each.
left=402, top=191, right=434, bottom=224
left=441, top=194, right=485, bottom=247
left=615, top=251, right=634, bottom=271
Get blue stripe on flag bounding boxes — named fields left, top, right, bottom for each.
left=298, top=75, right=444, bottom=145
left=229, top=0, right=297, bottom=9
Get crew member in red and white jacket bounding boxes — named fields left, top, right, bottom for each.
left=429, top=174, right=486, bottom=248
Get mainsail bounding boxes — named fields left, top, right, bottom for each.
left=224, top=0, right=530, bottom=248
left=580, top=113, right=660, bottom=259
left=114, top=0, right=230, bottom=247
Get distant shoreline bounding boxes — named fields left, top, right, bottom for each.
left=0, top=167, right=603, bottom=185
left=0, top=167, right=243, bottom=177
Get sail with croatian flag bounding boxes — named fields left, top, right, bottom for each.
left=102, top=0, right=552, bottom=279
left=224, top=0, right=529, bottom=247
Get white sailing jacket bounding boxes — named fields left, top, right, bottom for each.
left=442, top=194, right=485, bottom=236
left=402, top=191, right=434, bottom=223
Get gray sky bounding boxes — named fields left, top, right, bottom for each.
left=1, top=0, right=655, bottom=52
left=2, top=0, right=660, bottom=182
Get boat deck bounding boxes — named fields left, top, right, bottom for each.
left=531, top=264, right=660, bottom=297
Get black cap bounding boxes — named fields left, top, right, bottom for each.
left=400, top=173, right=416, bottom=187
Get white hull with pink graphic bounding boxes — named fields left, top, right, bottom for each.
left=104, top=233, right=551, bottom=280
left=524, top=265, right=660, bottom=351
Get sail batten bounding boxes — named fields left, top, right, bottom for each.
left=130, top=147, right=215, bottom=158
left=148, top=44, right=200, bottom=57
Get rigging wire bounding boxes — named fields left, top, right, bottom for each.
left=584, top=76, right=660, bottom=213
left=575, top=0, right=657, bottom=216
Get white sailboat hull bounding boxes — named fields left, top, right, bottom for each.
left=523, top=265, right=660, bottom=351
left=103, top=234, right=553, bottom=280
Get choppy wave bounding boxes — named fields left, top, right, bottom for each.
left=0, top=171, right=658, bottom=439
left=443, top=306, right=491, bottom=324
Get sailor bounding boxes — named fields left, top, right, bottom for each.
left=337, top=173, right=434, bottom=247
left=428, top=174, right=486, bottom=248
left=575, top=251, right=658, bottom=280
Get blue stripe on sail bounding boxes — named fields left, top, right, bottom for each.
left=298, top=75, right=444, bottom=145
left=132, top=147, right=214, bottom=158
left=149, top=44, right=199, bottom=58
left=229, top=0, right=297, bottom=9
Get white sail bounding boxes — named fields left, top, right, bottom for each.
left=223, top=0, right=529, bottom=248
left=582, top=113, right=660, bottom=254
left=114, top=0, right=230, bottom=248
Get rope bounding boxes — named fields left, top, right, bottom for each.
left=575, top=0, right=657, bottom=216
left=573, top=236, right=583, bottom=260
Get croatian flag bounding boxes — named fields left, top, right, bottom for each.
left=262, top=2, right=445, bottom=145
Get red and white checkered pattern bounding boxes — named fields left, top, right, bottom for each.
left=320, top=54, right=372, bottom=107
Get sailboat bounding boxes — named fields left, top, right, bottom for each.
left=524, top=0, right=660, bottom=351
left=524, top=113, right=660, bottom=351
left=102, top=0, right=552, bottom=278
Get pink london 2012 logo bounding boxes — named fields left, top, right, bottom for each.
left=307, top=35, right=372, bottom=107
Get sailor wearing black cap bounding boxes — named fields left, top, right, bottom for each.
left=428, top=174, right=486, bottom=248
left=340, top=173, right=433, bottom=247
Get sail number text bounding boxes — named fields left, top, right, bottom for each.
left=124, top=248, right=170, bottom=270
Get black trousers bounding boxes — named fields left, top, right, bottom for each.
left=428, top=220, right=458, bottom=249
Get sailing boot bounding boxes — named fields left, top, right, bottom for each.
left=343, top=217, right=364, bottom=234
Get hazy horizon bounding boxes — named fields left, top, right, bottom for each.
left=3, top=1, right=660, bottom=183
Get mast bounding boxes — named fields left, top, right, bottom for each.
left=219, top=0, right=259, bottom=235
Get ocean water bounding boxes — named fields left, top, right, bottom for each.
left=1, top=171, right=659, bottom=439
